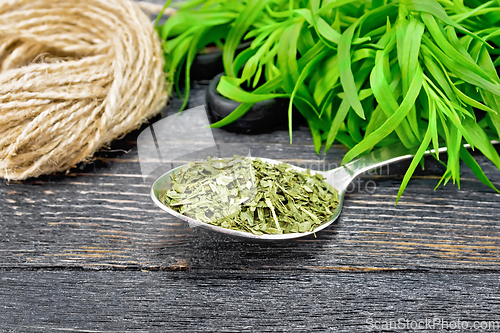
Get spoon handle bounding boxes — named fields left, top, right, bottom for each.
left=325, top=143, right=420, bottom=192
left=342, top=143, right=421, bottom=179
left=339, top=140, right=500, bottom=181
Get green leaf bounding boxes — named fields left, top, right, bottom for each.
left=223, top=0, right=269, bottom=77
left=400, top=16, right=425, bottom=140
left=422, top=35, right=500, bottom=96
left=426, top=83, right=440, bottom=160
left=325, top=99, right=351, bottom=152
left=308, top=119, right=323, bottom=154
left=317, top=0, right=362, bottom=16
left=277, top=20, right=303, bottom=93
left=402, top=0, right=491, bottom=47
left=217, top=76, right=287, bottom=103
left=288, top=51, right=328, bottom=141
left=343, top=60, right=424, bottom=163
left=396, top=119, right=432, bottom=203
left=179, top=29, right=206, bottom=110
left=369, top=32, right=418, bottom=148
left=160, top=11, right=237, bottom=40
left=338, top=21, right=366, bottom=119
left=372, top=0, right=386, bottom=9
left=211, top=75, right=283, bottom=128
left=477, top=45, right=500, bottom=138
left=241, top=27, right=283, bottom=84
left=462, top=118, right=500, bottom=171
left=421, top=13, right=496, bottom=85
left=154, top=0, right=174, bottom=28
left=459, top=146, right=500, bottom=192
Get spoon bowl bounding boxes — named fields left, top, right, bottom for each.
left=150, top=142, right=478, bottom=240
left=150, top=157, right=335, bottom=240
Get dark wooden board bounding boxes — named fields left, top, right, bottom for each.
left=1, top=271, right=500, bottom=332
left=2, top=1, right=500, bottom=328
left=1, top=82, right=500, bottom=273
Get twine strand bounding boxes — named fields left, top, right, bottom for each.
left=0, top=0, right=169, bottom=180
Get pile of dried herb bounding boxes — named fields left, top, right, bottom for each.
left=161, top=156, right=339, bottom=235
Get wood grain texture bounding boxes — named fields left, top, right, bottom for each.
left=1, top=82, right=500, bottom=273
left=1, top=271, right=500, bottom=332
left=1, top=4, right=500, bottom=328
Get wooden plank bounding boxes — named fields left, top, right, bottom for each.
left=1, top=82, right=500, bottom=272
left=1, top=2, right=500, bottom=331
left=1, top=131, right=499, bottom=271
left=1, top=271, right=500, bottom=332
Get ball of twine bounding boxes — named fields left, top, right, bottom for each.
left=0, top=0, right=169, bottom=180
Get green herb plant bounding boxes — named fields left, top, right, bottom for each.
left=156, top=0, right=500, bottom=201
left=161, top=156, right=339, bottom=234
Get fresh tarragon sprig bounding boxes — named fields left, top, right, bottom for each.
left=156, top=0, right=500, bottom=202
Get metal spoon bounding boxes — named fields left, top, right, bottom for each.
left=150, top=142, right=479, bottom=241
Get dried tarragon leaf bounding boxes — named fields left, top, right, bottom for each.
left=161, top=156, right=339, bottom=235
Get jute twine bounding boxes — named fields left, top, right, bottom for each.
left=0, top=0, right=170, bottom=180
